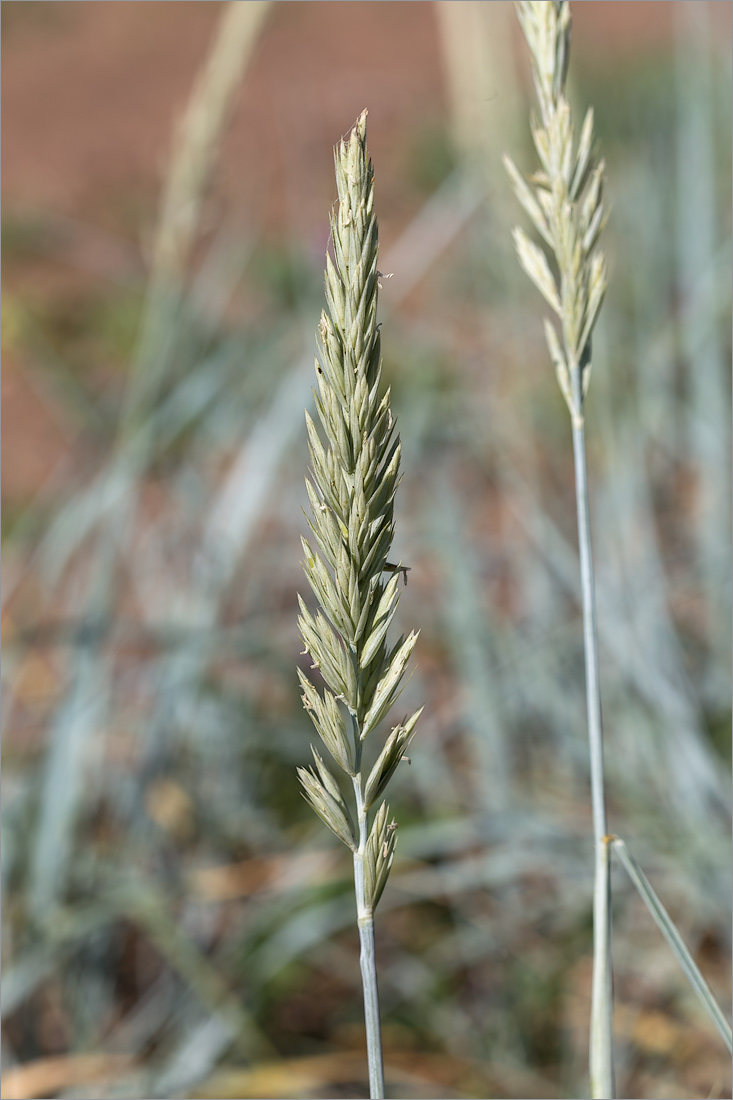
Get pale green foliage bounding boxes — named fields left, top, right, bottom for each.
left=505, top=0, right=608, bottom=426
left=297, top=110, right=420, bottom=913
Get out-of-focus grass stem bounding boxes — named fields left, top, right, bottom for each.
left=123, top=0, right=270, bottom=440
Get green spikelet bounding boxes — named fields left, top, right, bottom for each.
left=297, top=110, right=420, bottom=907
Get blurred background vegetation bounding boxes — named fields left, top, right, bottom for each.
left=2, top=3, right=731, bottom=1098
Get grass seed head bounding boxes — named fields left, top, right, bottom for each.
left=506, top=1, right=608, bottom=424
left=297, top=111, right=420, bottom=901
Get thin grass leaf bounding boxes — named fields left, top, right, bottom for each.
left=611, top=837, right=733, bottom=1052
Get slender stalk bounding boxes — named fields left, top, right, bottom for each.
left=570, top=372, right=606, bottom=848
left=506, top=4, right=614, bottom=1094
left=570, top=365, right=615, bottom=1098
left=358, top=918, right=385, bottom=1098
left=353, top=773, right=386, bottom=1098
left=589, top=822, right=614, bottom=1097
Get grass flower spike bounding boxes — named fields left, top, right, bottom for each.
left=505, top=4, right=614, bottom=1097
left=505, top=0, right=608, bottom=428
left=297, top=109, right=421, bottom=1099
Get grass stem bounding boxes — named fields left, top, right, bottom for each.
left=358, top=916, right=385, bottom=1099
left=354, top=775, right=386, bottom=1098
left=571, top=366, right=615, bottom=1098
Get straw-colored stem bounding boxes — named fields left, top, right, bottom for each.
left=570, top=366, right=615, bottom=1100
left=353, top=772, right=385, bottom=1099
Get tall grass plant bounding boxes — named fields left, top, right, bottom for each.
left=2, top=3, right=730, bottom=1097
